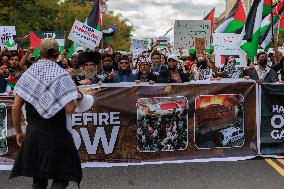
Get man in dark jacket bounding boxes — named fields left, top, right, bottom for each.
left=109, top=55, right=137, bottom=82
left=244, top=52, right=278, bottom=83
left=150, top=51, right=171, bottom=83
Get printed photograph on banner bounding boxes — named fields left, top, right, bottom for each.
left=136, top=96, right=188, bottom=152
left=0, top=103, right=8, bottom=155
left=194, top=94, right=244, bottom=149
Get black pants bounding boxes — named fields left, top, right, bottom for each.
left=32, top=178, right=69, bottom=189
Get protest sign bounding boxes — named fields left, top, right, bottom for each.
left=195, top=38, right=206, bottom=55
left=68, top=20, right=102, bottom=50
left=174, top=20, right=211, bottom=49
left=260, top=84, right=284, bottom=155
left=144, top=38, right=153, bottom=50
left=0, top=26, right=17, bottom=51
left=131, top=39, right=148, bottom=59
left=0, top=81, right=258, bottom=168
left=155, top=36, right=170, bottom=49
left=213, top=33, right=247, bottom=67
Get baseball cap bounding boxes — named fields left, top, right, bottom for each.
left=167, top=54, right=179, bottom=61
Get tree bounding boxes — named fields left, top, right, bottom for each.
left=0, top=0, right=132, bottom=51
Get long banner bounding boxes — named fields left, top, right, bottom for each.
left=0, top=80, right=259, bottom=169
left=2, top=81, right=284, bottom=169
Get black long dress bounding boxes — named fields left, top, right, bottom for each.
left=10, top=101, right=82, bottom=186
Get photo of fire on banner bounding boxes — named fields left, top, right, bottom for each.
left=136, top=97, right=188, bottom=152
left=195, top=94, right=245, bottom=149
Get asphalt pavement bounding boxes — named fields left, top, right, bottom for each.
left=0, top=158, right=283, bottom=189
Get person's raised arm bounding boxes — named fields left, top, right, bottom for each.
left=19, top=47, right=34, bottom=71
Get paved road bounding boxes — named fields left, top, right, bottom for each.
left=0, top=158, right=283, bottom=189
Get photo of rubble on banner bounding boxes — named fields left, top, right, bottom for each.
left=136, top=97, right=188, bottom=152
left=195, top=95, right=245, bottom=149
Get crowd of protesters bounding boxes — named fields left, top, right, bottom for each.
left=1, top=42, right=284, bottom=95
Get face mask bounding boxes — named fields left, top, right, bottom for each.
left=259, top=59, right=267, bottom=66
left=198, top=61, right=207, bottom=69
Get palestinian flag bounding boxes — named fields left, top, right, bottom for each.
left=220, top=55, right=241, bottom=66
left=263, top=0, right=273, bottom=18
left=7, top=75, right=17, bottom=89
left=279, top=11, right=284, bottom=32
left=215, top=0, right=246, bottom=33
left=30, top=31, right=65, bottom=57
left=260, top=0, right=284, bottom=35
left=204, top=7, right=215, bottom=33
left=260, top=19, right=279, bottom=51
left=67, top=43, right=75, bottom=58
left=240, top=0, right=264, bottom=61
left=86, top=0, right=102, bottom=31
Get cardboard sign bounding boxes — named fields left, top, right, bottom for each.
left=213, top=33, right=247, bottom=67
left=195, top=38, right=206, bottom=54
left=0, top=26, right=17, bottom=50
left=174, top=20, right=211, bottom=49
left=68, top=20, right=102, bottom=49
left=131, top=39, right=148, bottom=59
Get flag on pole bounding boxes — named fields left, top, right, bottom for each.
left=260, top=19, right=279, bottom=51
left=263, top=0, right=273, bottom=18
left=30, top=31, right=42, bottom=49
left=240, top=0, right=264, bottom=61
left=260, top=0, right=284, bottom=35
left=215, top=0, right=246, bottom=33
left=86, top=0, right=103, bottom=31
left=203, top=7, right=215, bottom=33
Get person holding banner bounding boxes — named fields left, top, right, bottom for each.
left=110, top=55, right=137, bottom=82
left=150, top=51, right=171, bottom=83
left=219, top=56, right=244, bottom=79
left=167, top=54, right=189, bottom=83
left=136, top=56, right=157, bottom=83
left=244, top=52, right=278, bottom=83
left=73, top=51, right=102, bottom=85
left=10, top=38, right=82, bottom=189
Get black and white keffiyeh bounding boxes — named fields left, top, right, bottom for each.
left=14, top=59, right=78, bottom=119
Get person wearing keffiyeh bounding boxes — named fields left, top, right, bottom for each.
left=10, top=38, right=82, bottom=189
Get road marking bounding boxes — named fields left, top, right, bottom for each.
left=265, top=159, right=284, bottom=177
left=277, top=159, right=284, bottom=166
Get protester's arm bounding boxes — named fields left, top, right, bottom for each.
left=12, top=95, right=24, bottom=147
left=19, top=47, right=33, bottom=71
left=64, top=91, right=83, bottom=113
left=64, top=100, right=77, bottom=113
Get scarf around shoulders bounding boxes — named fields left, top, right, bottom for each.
left=14, top=59, right=78, bottom=119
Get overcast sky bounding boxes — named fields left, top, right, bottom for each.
left=107, top=0, right=226, bottom=40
